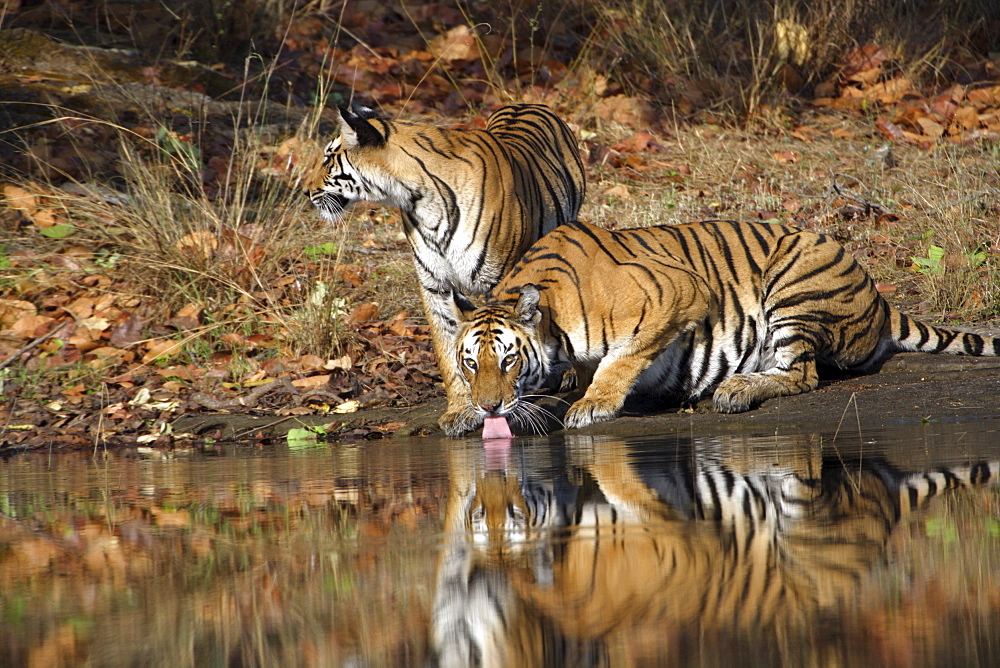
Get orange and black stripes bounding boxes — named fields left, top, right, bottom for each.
left=306, top=103, right=587, bottom=436
left=446, top=219, right=1000, bottom=433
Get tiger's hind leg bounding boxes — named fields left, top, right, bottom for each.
left=712, top=339, right=820, bottom=413
left=713, top=230, right=882, bottom=413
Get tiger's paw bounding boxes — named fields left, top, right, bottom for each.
left=557, top=367, right=578, bottom=393
left=713, top=375, right=767, bottom=413
left=439, top=406, right=483, bottom=437
left=563, top=399, right=618, bottom=430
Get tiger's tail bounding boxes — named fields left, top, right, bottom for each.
left=889, top=308, right=1000, bottom=356
left=895, top=460, right=999, bottom=518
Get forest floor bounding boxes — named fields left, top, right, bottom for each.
left=1, top=3, right=999, bottom=449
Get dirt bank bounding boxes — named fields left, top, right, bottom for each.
left=172, top=353, right=1000, bottom=441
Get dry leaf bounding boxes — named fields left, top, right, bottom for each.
left=9, top=314, right=54, bottom=337
left=142, top=339, right=183, bottom=364
left=175, top=231, right=218, bottom=259
left=428, top=25, right=480, bottom=62
left=296, top=354, right=326, bottom=371
left=324, top=355, right=352, bottom=370
left=916, top=117, right=945, bottom=139
left=2, top=183, right=37, bottom=213
left=30, top=208, right=58, bottom=229
left=333, top=399, right=361, bottom=414
left=875, top=116, right=907, bottom=141
left=291, top=374, right=331, bottom=390
left=109, top=316, right=147, bottom=348
left=349, top=302, right=380, bottom=324
left=0, top=299, right=37, bottom=327
left=952, top=106, right=980, bottom=131
left=813, top=81, right=838, bottom=98
left=78, top=316, right=110, bottom=330
left=611, top=131, right=657, bottom=153
left=842, top=44, right=889, bottom=81
left=967, top=85, right=1000, bottom=108
left=868, top=77, right=912, bottom=104
left=388, top=312, right=414, bottom=336
left=602, top=184, right=631, bottom=199
left=593, top=95, right=656, bottom=128
left=150, top=507, right=191, bottom=528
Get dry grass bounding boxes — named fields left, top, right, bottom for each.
left=3, top=0, right=999, bottom=381
left=580, top=0, right=1000, bottom=120
left=1, top=66, right=361, bottom=364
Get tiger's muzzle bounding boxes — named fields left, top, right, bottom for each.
left=307, top=191, right=350, bottom=223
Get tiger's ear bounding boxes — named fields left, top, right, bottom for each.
left=513, top=285, right=541, bottom=326
left=337, top=102, right=386, bottom=149
left=453, top=290, right=477, bottom=319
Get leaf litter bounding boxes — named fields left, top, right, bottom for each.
left=1, top=6, right=999, bottom=448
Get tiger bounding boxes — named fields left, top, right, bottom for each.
left=432, top=446, right=598, bottom=667
left=430, top=435, right=1000, bottom=665
left=440, top=219, right=1000, bottom=436
left=304, top=102, right=585, bottom=416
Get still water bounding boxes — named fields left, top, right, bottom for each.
left=1, top=420, right=999, bottom=667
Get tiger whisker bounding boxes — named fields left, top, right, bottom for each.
left=511, top=400, right=563, bottom=435
left=515, top=410, right=548, bottom=436
left=508, top=404, right=542, bottom=435
left=520, top=394, right=573, bottom=408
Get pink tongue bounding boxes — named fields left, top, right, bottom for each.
left=482, top=415, right=514, bottom=439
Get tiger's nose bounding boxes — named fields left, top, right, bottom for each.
left=479, top=402, right=501, bottom=414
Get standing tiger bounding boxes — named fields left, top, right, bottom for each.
left=441, top=219, right=1000, bottom=435
left=304, top=103, right=585, bottom=414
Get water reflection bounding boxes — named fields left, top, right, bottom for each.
left=0, top=427, right=997, bottom=666
left=0, top=445, right=448, bottom=667
left=432, top=433, right=1000, bottom=667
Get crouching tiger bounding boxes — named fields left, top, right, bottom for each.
left=304, top=103, right=585, bottom=416
left=440, top=219, right=1000, bottom=435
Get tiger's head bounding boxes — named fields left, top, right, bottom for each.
left=304, top=102, right=407, bottom=222
left=447, top=285, right=553, bottom=432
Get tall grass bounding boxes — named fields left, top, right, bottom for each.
left=580, top=0, right=1000, bottom=121
left=3, top=40, right=356, bottom=365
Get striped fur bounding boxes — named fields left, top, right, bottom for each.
left=432, top=438, right=1000, bottom=665
left=522, top=440, right=1000, bottom=645
left=305, top=103, right=585, bottom=416
left=433, top=450, right=589, bottom=668
left=442, top=219, right=1000, bottom=435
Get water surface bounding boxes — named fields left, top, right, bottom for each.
left=1, top=420, right=998, bottom=666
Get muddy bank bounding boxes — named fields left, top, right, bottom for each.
left=172, top=353, right=1000, bottom=441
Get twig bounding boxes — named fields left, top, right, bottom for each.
left=188, top=377, right=299, bottom=410
left=829, top=171, right=894, bottom=217
left=0, top=321, right=73, bottom=372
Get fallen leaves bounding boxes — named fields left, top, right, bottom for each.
left=811, top=43, right=1000, bottom=147
left=427, top=24, right=480, bottom=62
left=2, top=182, right=75, bottom=238
left=593, top=95, right=657, bottom=128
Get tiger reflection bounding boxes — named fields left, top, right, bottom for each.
left=431, top=436, right=998, bottom=667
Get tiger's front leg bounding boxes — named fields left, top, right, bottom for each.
left=419, top=288, right=483, bottom=436
left=563, top=355, right=650, bottom=429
